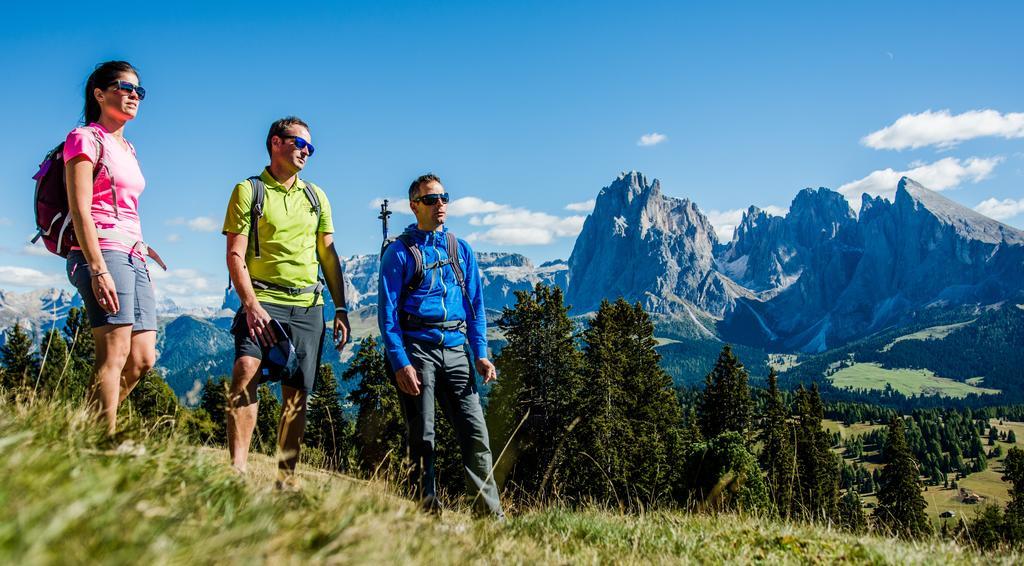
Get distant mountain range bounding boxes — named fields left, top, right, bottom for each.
left=4, top=172, right=1022, bottom=400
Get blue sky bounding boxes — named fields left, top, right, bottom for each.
left=2, top=1, right=1022, bottom=308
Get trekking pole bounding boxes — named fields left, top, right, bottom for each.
left=378, top=199, right=393, bottom=256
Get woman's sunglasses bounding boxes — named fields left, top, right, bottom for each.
left=279, top=135, right=315, bottom=156
left=109, top=80, right=146, bottom=100
left=412, top=193, right=450, bottom=206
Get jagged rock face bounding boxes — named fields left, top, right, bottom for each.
left=0, top=289, right=81, bottom=345
left=749, top=177, right=1024, bottom=351
left=717, top=188, right=856, bottom=295
left=566, top=171, right=732, bottom=315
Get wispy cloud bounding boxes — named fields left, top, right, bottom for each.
left=21, top=241, right=51, bottom=257
left=149, top=267, right=221, bottom=308
left=0, top=217, right=12, bottom=227
left=838, top=156, right=1002, bottom=211
left=975, top=197, right=1024, bottom=221
left=637, top=132, right=668, bottom=147
left=166, top=234, right=181, bottom=243
left=369, top=196, right=507, bottom=217
left=863, top=109, right=1024, bottom=150
left=167, top=216, right=219, bottom=232
left=0, top=266, right=64, bottom=289
left=705, top=205, right=788, bottom=241
left=467, top=209, right=586, bottom=246
left=565, top=199, right=596, bottom=213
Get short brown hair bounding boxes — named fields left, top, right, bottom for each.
left=266, top=116, right=310, bottom=156
left=408, top=173, right=442, bottom=200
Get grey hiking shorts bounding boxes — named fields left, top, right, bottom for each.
left=66, top=249, right=157, bottom=331
left=231, top=302, right=326, bottom=392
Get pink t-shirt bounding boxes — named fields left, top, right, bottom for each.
left=63, top=123, right=146, bottom=256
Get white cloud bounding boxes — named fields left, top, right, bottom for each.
left=565, top=199, right=596, bottom=213
left=466, top=209, right=586, bottom=246
left=467, top=227, right=555, bottom=246
left=837, top=156, right=1002, bottom=211
left=149, top=267, right=215, bottom=299
left=637, top=132, right=668, bottom=147
left=370, top=196, right=506, bottom=218
left=975, top=197, right=1024, bottom=221
left=21, top=241, right=51, bottom=257
left=167, top=216, right=219, bottom=232
left=166, top=233, right=181, bottom=243
left=705, top=205, right=787, bottom=241
left=0, top=217, right=12, bottom=226
left=863, top=109, right=1024, bottom=150
left=0, top=266, right=64, bottom=289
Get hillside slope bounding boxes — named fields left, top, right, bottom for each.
left=1, top=399, right=1018, bottom=565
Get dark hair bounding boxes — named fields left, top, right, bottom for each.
left=408, top=173, right=442, bottom=200
left=84, top=61, right=139, bottom=125
left=266, top=116, right=310, bottom=156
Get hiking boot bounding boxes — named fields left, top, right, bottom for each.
left=274, top=474, right=302, bottom=493
left=420, top=495, right=443, bottom=517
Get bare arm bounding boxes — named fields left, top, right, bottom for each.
left=317, top=232, right=350, bottom=350
left=226, top=232, right=273, bottom=347
left=66, top=156, right=119, bottom=314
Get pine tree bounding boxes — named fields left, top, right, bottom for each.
left=199, top=376, right=229, bottom=445
left=127, top=370, right=180, bottom=422
left=698, top=345, right=752, bottom=440
left=254, top=385, right=281, bottom=455
left=306, top=364, right=352, bottom=471
left=61, top=307, right=94, bottom=401
left=1, top=323, right=39, bottom=391
left=35, top=328, right=69, bottom=397
left=791, top=385, right=840, bottom=522
left=1002, top=447, right=1024, bottom=543
left=565, top=299, right=684, bottom=510
left=838, top=489, right=867, bottom=533
left=1009, top=430, right=1017, bottom=444
left=874, top=417, right=932, bottom=539
left=487, top=283, right=583, bottom=502
left=758, top=368, right=795, bottom=518
left=343, top=336, right=405, bottom=478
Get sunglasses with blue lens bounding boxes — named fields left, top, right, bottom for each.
left=279, top=135, right=315, bottom=156
left=412, top=192, right=450, bottom=206
left=109, top=80, right=146, bottom=100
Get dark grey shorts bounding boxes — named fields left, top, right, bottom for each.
left=231, top=302, right=325, bottom=392
left=66, top=249, right=157, bottom=331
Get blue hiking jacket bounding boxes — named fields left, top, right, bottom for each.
left=377, top=224, right=487, bottom=370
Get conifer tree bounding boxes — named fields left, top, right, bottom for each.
left=61, top=307, right=94, bottom=401
left=343, top=336, right=405, bottom=477
left=487, top=283, right=583, bottom=501
left=199, top=376, right=229, bottom=445
left=565, top=299, right=683, bottom=509
left=128, top=370, right=179, bottom=422
left=699, top=345, right=752, bottom=440
left=874, top=417, right=932, bottom=539
left=1002, top=446, right=1024, bottom=543
left=254, top=385, right=281, bottom=455
left=307, top=364, right=352, bottom=470
left=791, top=384, right=840, bottom=522
left=758, top=368, right=795, bottom=518
left=838, top=489, right=867, bottom=533
left=35, top=328, right=69, bottom=397
left=1, top=323, right=39, bottom=391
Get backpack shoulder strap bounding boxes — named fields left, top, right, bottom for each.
left=301, top=181, right=322, bottom=220
left=395, top=233, right=423, bottom=291
left=248, top=176, right=266, bottom=258
left=87, top=127, right=119, bottom=219
left=446, top=232, right=476, bottom=320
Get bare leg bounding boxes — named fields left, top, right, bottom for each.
left=278, top=385, right=308, bottom=479
left=118, top=330, right=157, bottom=404
left=227, top=356, right=261, bottom=473
left=88, top=324, right=134, bottom=434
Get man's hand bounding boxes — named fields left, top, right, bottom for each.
left=245, top=303, right=274, bottom=347
left=333, top=311, right=350, bottom=351
left=476, top=358, right=497, bottom=384
left=395, top=365, right=421, bottom=396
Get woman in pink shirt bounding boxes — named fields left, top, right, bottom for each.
left=64, top=61, right=162, bottom=434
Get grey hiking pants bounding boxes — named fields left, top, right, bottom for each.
left=397, top=340, right=504, bottom=517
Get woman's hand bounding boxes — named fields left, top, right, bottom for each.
left=91, top=272, right=119, bottom=314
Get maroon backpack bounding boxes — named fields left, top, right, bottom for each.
left=31, top=127, right=110, bottom=257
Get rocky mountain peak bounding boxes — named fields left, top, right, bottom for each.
left=787, top=187, right=855, bottom=248
left=895, top=176, right=1024, bottom=245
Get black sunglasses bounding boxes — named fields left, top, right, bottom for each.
left=109, top=80, right=146, bottom=100
left=279, top=135, right=315, bottom=156
left=412, top=193, right=450, bottom=206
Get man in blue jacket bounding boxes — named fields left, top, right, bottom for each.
left=378, top=173, right=503, bottom=518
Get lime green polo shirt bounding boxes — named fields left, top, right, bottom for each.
left=222, top=168, right=334, bottom=306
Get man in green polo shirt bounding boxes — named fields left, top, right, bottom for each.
left=222, top=116, right=350, bottom=486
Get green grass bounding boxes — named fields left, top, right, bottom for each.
left=881, top=321, right=975, bottom=352
left=1, top=397, right=1021, bottom=564
left=829, top=363, right=1000, bottom=398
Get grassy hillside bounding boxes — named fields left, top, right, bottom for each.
left=829, top=363, right=1000, bottom=398
left=2, top=398, right=1021, bottom=565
